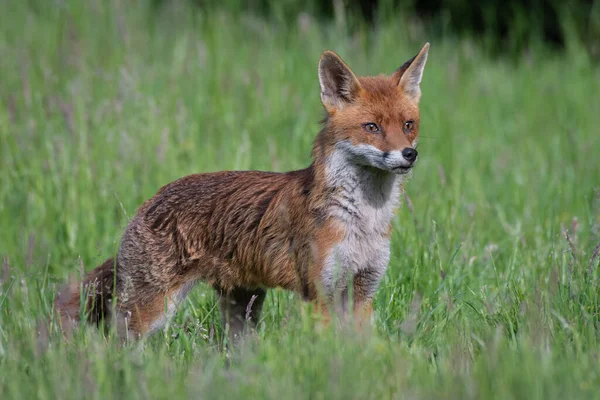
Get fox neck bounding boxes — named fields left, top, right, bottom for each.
left=312, top=137, right=404, bottom=233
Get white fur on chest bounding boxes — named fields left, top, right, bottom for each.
left=321, top=146, right=404, bottom=295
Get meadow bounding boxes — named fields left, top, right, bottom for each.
left=1, top=1, right=600, bottom=398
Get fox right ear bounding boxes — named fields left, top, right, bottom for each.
left=318, top=51, right=362, bottom=112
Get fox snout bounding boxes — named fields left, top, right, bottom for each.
left=338, top=142, right=419, bottom=174
left=382, top=147, right=418, bottom=174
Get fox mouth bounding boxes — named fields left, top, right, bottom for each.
left=392, top=165, right=413, bottom=174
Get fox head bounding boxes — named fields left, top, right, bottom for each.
left=316, top=43, right=429, bottom=175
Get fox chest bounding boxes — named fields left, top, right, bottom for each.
left=326, top=228, right=391, bottom=272
left=318, top=151, right=404, bottom=297
left=320, top=199, right=396, bottom=296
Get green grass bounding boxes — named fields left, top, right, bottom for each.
left=1, top=1, right=600, bottom=398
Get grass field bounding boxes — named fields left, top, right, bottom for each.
left=1, top=1, right=600, bottom=398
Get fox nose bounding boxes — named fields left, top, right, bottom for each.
left=402, top=148, right=418, bottom=163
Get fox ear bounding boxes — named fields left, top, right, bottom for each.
left=394, top=43, right=430, bottom=103
left=318, top=51, right=362, bottom=111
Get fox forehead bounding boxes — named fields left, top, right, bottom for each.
left=329, top=75, right=420, bottom=129
left=360, top=76, right=419, bottom=117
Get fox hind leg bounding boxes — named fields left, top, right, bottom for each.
left=217, top=287, right=266, bottom=342
left=119, top=280, right=197, bottom=339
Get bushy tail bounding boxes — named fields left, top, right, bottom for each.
left=55, top=258, right=117, bottom=330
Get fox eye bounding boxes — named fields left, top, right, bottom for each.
left=403, top=120, right=415, bottom=133
left=362, top=122, right=380, bottom=133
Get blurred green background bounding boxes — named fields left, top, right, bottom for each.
left=0, top=0, right=599, bottom=398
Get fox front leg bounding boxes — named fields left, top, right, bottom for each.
left=351, top=268, right=386, bottom=327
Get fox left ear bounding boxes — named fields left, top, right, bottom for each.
left=393, top=43, right=430, bottom=103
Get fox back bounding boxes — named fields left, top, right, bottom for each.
left=55, top=44, right=430, bottom=340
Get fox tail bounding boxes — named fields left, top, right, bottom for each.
left=55, top=258, right=117, bottom=330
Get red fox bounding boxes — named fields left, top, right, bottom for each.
left=56, top=43, right=430, bottom=340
